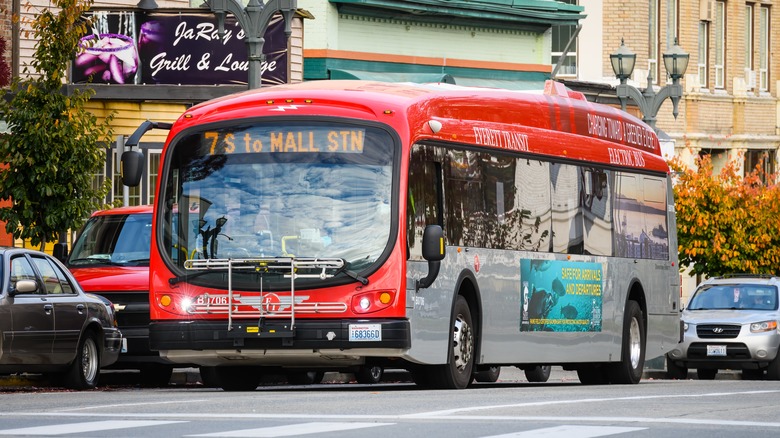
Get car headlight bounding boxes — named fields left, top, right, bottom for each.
left=750, top=320, right=778, bottom=333
left=683, top=321, right=689, bottom=331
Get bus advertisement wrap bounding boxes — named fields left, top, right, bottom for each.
left=520, top=259, right=603, bottom=332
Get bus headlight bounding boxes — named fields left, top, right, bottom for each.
left=352, top=290, right=396, bottom=314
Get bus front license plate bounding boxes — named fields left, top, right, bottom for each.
left=707, top=345, right=727, bottom=356
left=349, top=324, right=382, bottom=342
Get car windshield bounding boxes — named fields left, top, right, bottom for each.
left=68, top=213, right=153, bottom=267
left=159, top=121, right=397, bottom=288
left=687, top=284, right=779, bottom=311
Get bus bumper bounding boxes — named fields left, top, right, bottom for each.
left=149, top=319, right=411, bottom=353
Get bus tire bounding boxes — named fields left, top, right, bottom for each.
left=608, top=299, right=645, bottom=384
left=576, top=364, right=609, bottom=385
left=286, top=370, right=325, bottom=385
left=426, top=295, right=475, bottom=390
left=139, top=364, right=174, bottom=387
left=216, top=366, right=262, bottom=391
left=355, top=365, right=383, bottom=384
left=524, top=365, right=551, bottom=383
left=472, top=366, right=500, bottom=383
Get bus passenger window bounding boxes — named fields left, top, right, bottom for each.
left=408, top=145, right=441, bottom=259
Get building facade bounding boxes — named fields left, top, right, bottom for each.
left=298, top=0, right=583, bottom=89
left=565, top=0, right=780, bottom=297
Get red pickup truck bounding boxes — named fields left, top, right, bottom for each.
left=65, top=205, right=176, bottom=386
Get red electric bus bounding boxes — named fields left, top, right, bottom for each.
left=121, top=80, right=681, bottom=390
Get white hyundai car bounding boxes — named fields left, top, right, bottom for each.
left=666, top=275, right=780, bottom=380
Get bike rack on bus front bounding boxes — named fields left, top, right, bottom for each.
left=183, top=257, right=345, bottom=336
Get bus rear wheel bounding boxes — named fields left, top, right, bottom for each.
left=524, top=365, right=551, bottom=383
left=608, top=299, right=645, bottom=384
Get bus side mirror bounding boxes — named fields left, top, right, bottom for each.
left=52, top=242, right=68, bottom=263
left=121, top=150, right=145, bottom=187
left=417, top=225, right=445, bottom=290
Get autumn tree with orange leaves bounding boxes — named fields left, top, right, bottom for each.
left=669, top=153, right=780, bottom=278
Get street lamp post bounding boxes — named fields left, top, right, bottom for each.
left=610, top=38, right=690, bottom=132
left=208, top=0, right=297, bottom=89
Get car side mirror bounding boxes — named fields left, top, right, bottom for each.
left=10, top=279, right=38, bottom=296
left=417, top=225, right=445, bottom=290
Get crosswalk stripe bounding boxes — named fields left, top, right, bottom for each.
left=0, top=420, right=185, bottom=435
left=481, top=425, right=647, bottom=438
left=186, top=421, right=394, bottom=437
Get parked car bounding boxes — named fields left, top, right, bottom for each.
left=666, top=274, right=780, bottom=380
left=64, top=205, right=182, bottom=386
left=0, top=247, right=121, bottom=389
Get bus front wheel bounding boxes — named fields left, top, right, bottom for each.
left=426, top=296, right=475, bottom=389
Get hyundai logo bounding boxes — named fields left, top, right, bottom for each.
left=712, top=327, right=724, bottom=333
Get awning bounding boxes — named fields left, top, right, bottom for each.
left=329, top=69, right=455, bottom=84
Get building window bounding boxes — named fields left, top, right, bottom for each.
left=745, top=4, right=754, bottom=70
left=759, top=6, right=770, bottom=91
left=665, top=0, right=679, bottom=83
left=649, top=0, right=659, bottom=85
left=147, top=151, right=161, bottom=205
left=91, top=162, right=107, bottom=204
left=551, top=0, right=577, bottom=78
left=745, top=150, right=776, bottom=184
left=114, top=160, right=141, bottom=206
left=698, top=21, right=709, bottom=89
left=714, top=1, right=725, bottom=89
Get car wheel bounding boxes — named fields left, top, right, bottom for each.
left=524, top=365, right=551, bottom=383
left=742, top=369, right=764, bottom=380
left=64, top=331, right=101, bottom=390
left=767, top=354, right=780, bottom=380
left=665, top=356, right=688, bottom=380
left=356, top=365, right=384, bottom=384
left=473, top=366, right=501, bottom=383
left=697, top=368, right=718, bottom=380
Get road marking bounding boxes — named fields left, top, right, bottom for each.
left=403, top=389, right=780, bottom=417
left=481, top=425, right=647, bottom=438
left=0, top=420, right=185, bottom=435
left=57, top=399, right=210, bottom=412
left=185, top=422, right=392, bottom=437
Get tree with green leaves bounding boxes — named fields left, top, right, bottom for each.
left=0, top=0, right=114, bottom=250
left=669, top=153, right=780, bottom=278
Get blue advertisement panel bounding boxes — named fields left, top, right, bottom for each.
left=520, top=259, right=603, bottom=332
left=72, top=10, right=288, bottom=86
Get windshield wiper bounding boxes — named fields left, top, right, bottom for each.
left=68, top=258, right=124, bottom=266
left=335, top=261, right=369, bottom=285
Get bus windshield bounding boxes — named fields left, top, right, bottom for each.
left=160, top=121, right=397, bottom=287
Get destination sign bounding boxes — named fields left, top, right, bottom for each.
left=203, top=128, right=366, bottom=155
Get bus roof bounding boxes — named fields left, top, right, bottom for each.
left=176, top=80, right=668, bottom=174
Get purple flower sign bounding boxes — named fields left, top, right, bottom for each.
left=72, top=11, right=289, bottom=86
